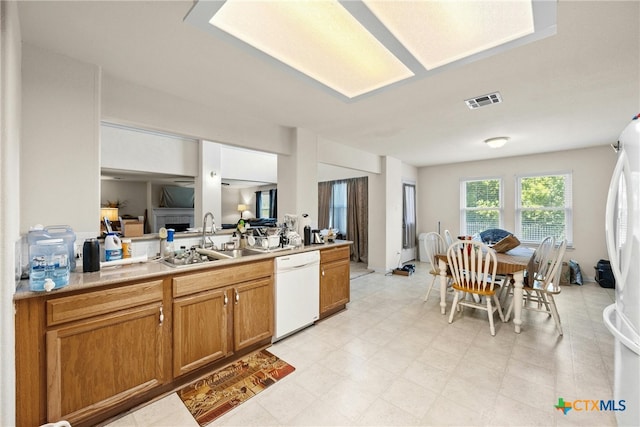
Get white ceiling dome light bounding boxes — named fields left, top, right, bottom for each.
left=484, top=137, right=510, bottom=148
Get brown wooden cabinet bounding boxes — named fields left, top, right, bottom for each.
left=233, top=276, right=273, bottom=350
left=319, top=246, right=350, bottom=318
left=44, top=279, right=167, bottom=424
left=173, top=288, right=230, bottom=377
left=171, top=259, right=273, bottom=377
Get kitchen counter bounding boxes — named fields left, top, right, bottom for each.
left=14, top=240, right=352, bottom=300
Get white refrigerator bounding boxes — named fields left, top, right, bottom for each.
left=603, top=113, right=640, bottom=427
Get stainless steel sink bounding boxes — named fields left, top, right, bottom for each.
left=159, top=253, right=217, bottom=268
left=196, top=248, right=257, bottom=259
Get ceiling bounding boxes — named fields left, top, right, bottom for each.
left=16, top=1, right=640, bottom=167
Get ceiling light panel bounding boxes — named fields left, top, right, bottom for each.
left=208, top=1, right=414, bottom=99
left=362, top=0, right=535, bottom=70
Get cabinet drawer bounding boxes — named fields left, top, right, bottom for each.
left=320, top=246, right=350, bottom=264
left=173, top=259, right=273, bottom=297
left=46, top=280, right=164, bottom=327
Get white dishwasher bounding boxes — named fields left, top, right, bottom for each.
left=273, top=250, right=320, bottom=342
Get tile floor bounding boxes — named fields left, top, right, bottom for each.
left=104, top=262, right=618, bottom=427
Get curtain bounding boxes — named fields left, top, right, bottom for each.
left=269, top=188, right=277, bottom=218
left=402, top=183, right=416, bottom=249
left=255, top=191, right=262, bottom=218
left=317, top=181, right=332, bottom=229
left=347, top=177, right=368, bottom=262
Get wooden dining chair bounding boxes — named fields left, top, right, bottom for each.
left=506, top=239, right=567, bottom=335
left=500, top=236, right=555, bottom=307
left=447, top=240, right=505, bottom=336
left=422, top=232, right=451, bottom=302
left=444, top=229, right=455, bottom=248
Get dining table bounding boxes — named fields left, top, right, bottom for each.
left=436, top=245, right=534, bottom=333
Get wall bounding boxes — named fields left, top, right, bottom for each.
left=0, top=2, right=21, bottom=423
left=221, top=146, right=277, bottom=183
left=417, top=146, right=616, bottom=280
left=101, top=123, right=198, bottom=176
left=21, top=43, right=101, bottom=234
left=102, top=74, right=292, bottom=156
left=101, top=180, right=148, bottom=219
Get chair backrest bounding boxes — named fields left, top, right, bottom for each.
left=529, top=236, right=555, bottom=281
left=447, top=240, right=498, bottom=292
left=545, top=239, right=567, bottom=291
left=444, top=229, right=454, bottom=247
left=423, top=232, right=446, bottom=268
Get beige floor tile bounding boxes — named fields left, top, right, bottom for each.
left=381, top=377, right=439, bottom=419
left=355, top=397, right=422, bottom=426
left=106, top=263, right=619, bottom=427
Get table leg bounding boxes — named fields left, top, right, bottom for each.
left=439, top=258, right=448, bottom=315
left=512, top=270, right=524, bottom=333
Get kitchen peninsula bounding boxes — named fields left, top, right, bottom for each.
left=14, top=241, right=351, bottom=427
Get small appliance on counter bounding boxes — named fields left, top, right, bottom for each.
left=311, top=229, right=323, bottom=244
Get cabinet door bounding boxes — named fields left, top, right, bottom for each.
left=46, top=303, right=165, bottom=423
left=173, top=288, right=229, bottom=377
left=233, top=277, right=273, bottom=351
left=320, top=258, right=350, bottom=316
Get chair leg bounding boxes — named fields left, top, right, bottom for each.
left=486, top=297, right=496, bottom=336
left=540, top=292, right=552, bottom=316
left=547, top=294, right=563, bottom=336
left=448, top=291, right=460, bottom=324
left=505, top=296, right=514, bottom=322
left=423, top=275, right=437, bottom=302
left=494, top=294, right=505, bottom=322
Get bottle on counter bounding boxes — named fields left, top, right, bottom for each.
left=82, top=238, right=100, bottom=273
left=165, top=228, right=175, bottom=257
left=104, top=232, right=122, bottom=262
left=29, top=238, right=69, bottom=291
left=121, top=238, right=132, bottom=259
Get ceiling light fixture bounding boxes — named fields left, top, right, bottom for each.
left=185, top=0, right=556, bottom=101
left=485, top=137, right=510, bottom=148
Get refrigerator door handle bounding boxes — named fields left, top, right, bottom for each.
left=603, top=303, right=640, bottom=356
left=605, top=150, right=632, bottom=287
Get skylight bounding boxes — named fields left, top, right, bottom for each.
left=184, top=0, right=556, bottom=101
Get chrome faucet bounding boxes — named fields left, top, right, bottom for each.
left=202, top=212, right=216, bottom=248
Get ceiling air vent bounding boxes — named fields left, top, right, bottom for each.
left=465, top=92, right=502, bottom=109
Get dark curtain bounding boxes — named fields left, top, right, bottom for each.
left=317, top=181, right=332, bottom=229
left=347, top=177, right=368, bottom=263
left=269, top=188, right=277, bottom=218
left=255, top=191, right=262, bottom=218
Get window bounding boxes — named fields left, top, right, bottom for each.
left=461, top=178, right=502, bottom=236
left=259, top=191, right=270, bottom=218
left=403, top=183, right=416, bottom=249
left=516, top=173, right=572, bottom=245
left=329, top=181, right=347, bottom=234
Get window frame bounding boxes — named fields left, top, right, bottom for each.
left=515, top=171, right=573, bottom=245
left=460, top=176, right=503, bottom=236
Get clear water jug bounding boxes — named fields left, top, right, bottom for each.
left=27, top=225, right=77, bottom=271
left=29, top=238, right=69, bottom=291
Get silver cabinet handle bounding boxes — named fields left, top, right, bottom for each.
left=234, top=289, right=239, bottom=304
left=224, top=292, right=228, bottom=306
left=159, top=306, right=164, bottom=324
left=322, top=268, right=325, bottom=276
